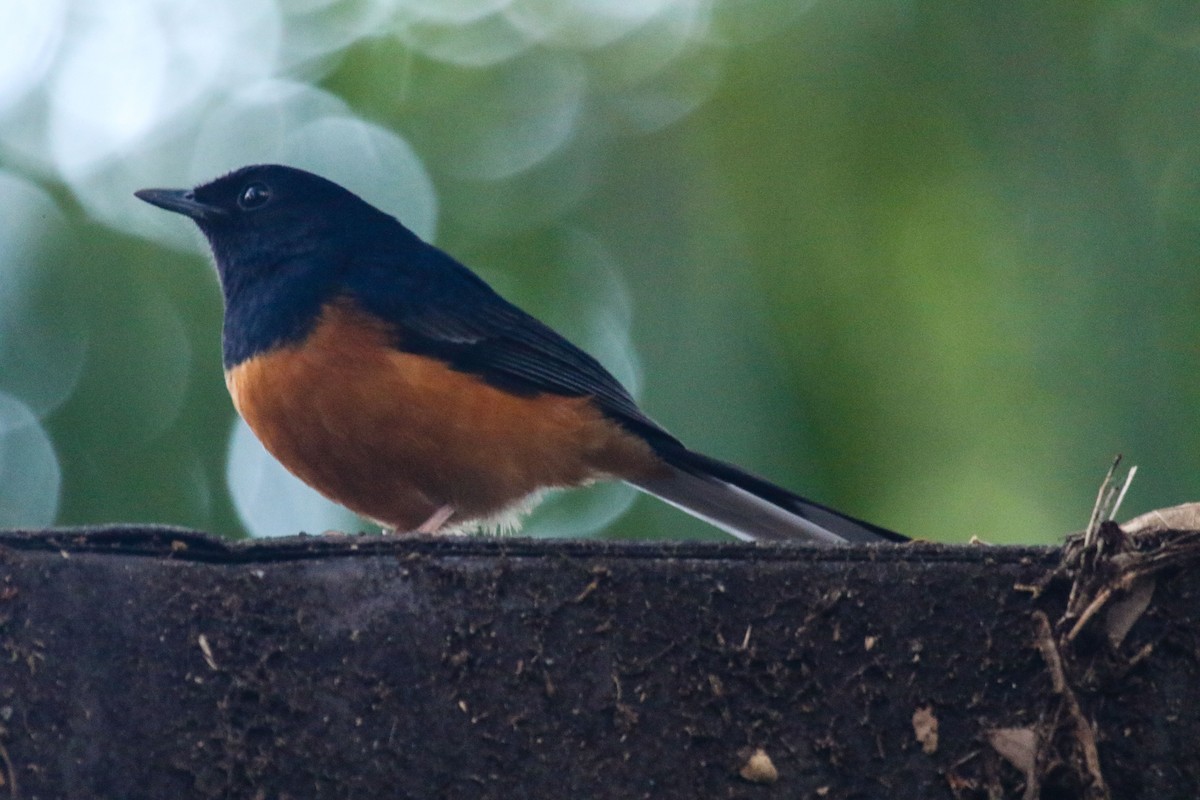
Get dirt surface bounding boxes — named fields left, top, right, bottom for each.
left=0, top=527, right=1195, bottom=799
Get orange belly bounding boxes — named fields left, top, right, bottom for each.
left=224, top=301, right=660, bottom=531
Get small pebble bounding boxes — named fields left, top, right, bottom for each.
left=739, top=748, right=778, bottom=784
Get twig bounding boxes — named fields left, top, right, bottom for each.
left=1064, top=569, right=1143, bottom=645
left=1032, top=611, right=1108, bottom=799
left=1083, top=456, right=1121, bottom=549
left=0, top=740, right=16, bottom=799
left=1065, top=584, right=1118, bottom=644
left=1068, top=458, right=1138, bottom=620
left=1108, top=466, right=1137, bottom=522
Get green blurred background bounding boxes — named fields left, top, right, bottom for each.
left=1, top=1, right=1196, bottom=543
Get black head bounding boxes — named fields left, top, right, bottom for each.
left=136, top=163, right=356, bottom=225
left=135, top=164, right=402, bottom=286
left=137, top=163, right=415, bottom=311
left=136, top=164, right=414, bottom=366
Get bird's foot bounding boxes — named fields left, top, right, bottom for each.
left=416, top=505, right=456, bottom=533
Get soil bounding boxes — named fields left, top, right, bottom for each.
left=0, top=526, right=1195, bottom=799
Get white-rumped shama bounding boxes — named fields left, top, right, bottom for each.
left=136, top=165, right=905, bottom=545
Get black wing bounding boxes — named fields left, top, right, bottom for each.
left=346, top=247, right=678, bottom=447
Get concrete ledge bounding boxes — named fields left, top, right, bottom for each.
left=0, top=527, right=1194, bottom=798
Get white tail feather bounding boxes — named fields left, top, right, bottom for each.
left=628, top=465, right=851, bottom=545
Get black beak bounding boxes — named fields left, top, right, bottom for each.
left=134, top=188, right=226, bottom=221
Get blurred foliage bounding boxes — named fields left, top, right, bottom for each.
left=1, top=0, right=1198, bottom=543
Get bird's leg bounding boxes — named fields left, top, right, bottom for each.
left=415, top=504, right=456, bottom=533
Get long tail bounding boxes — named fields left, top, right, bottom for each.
left=627, top=445, right=907, bottom=545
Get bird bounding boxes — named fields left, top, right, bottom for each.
left=136, top=164, right=906, bottom=545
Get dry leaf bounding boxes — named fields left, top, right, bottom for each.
left=987, top=727, right=1038, bottom=800
left=1105, top=575, right=1155, bottom=649
left=1122, top=502, right=1200, bottom=534
left=912, top=706, right=938, bottom=754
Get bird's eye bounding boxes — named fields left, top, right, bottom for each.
left=237, top=182, right=271, bottom=210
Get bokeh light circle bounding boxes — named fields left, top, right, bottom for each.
left=227, top=418, right=364, bottom=538
left=0, top=390, right=61, bottom=527
left=0, top=171, right=86, bottom=416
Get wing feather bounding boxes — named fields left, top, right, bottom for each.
left=345, top=248, right=675, bottom=445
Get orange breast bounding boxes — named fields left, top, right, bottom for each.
left=225, top=300, right=660, bottom=531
